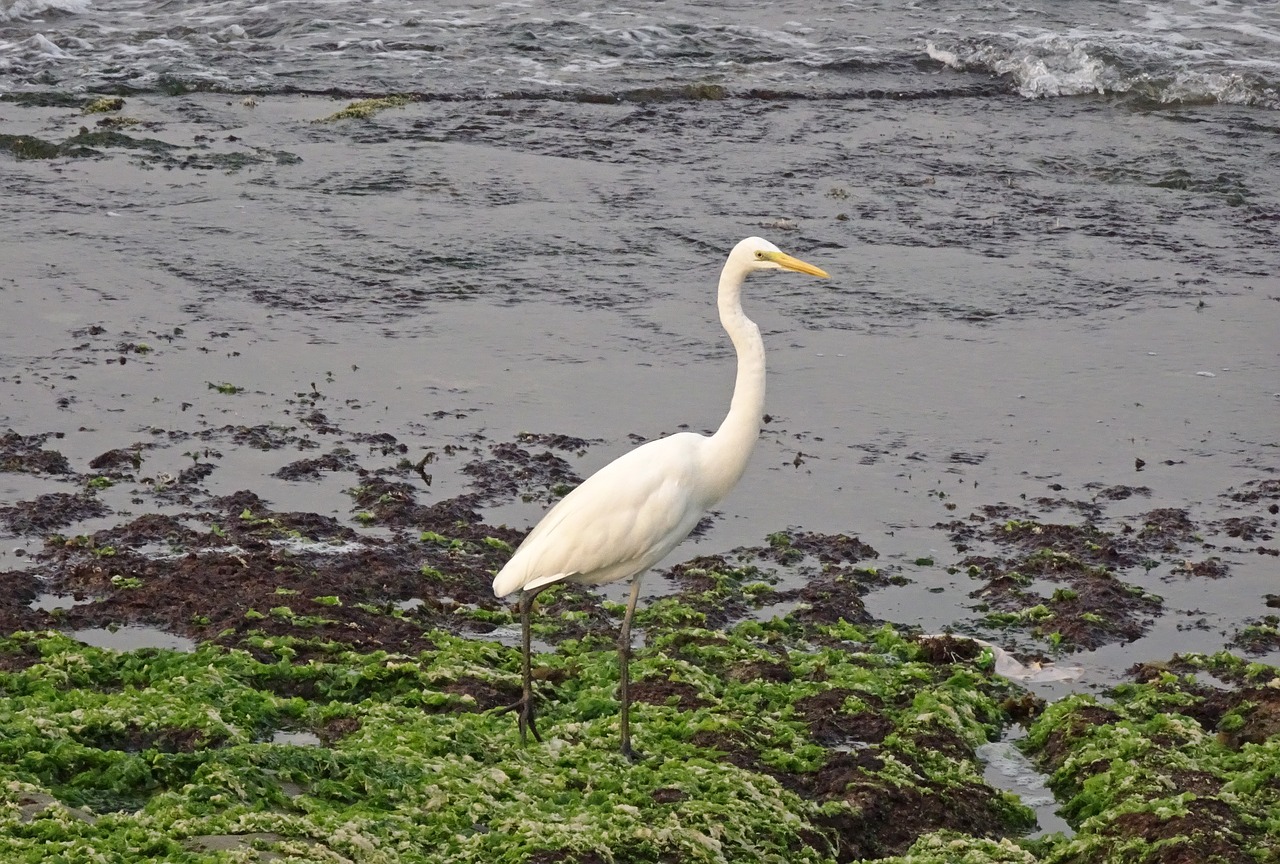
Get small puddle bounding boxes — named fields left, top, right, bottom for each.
left=30, top=593, right=95, bottom=612
left=271, top=730, right=322, bottom=747
left=480, top=623, right=555, bottom=654
left=751, top=597, right=804, bottom=622
left=70, top=625, right=197, bottom=653
left=187, top=833, right=289, bottom=855
left=271, top=538, right=368, bottom=555
left=977, top=728, right=1072, bottom=838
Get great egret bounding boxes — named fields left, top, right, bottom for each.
left=493, top=236, right=830, bottom=758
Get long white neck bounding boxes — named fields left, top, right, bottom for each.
left=705, top=258, right=765, bottom=502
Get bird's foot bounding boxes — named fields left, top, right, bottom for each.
left=496, top=694, right=543, bottom=744
left=620, top=740, right=645, bottom=763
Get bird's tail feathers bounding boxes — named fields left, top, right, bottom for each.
left=492, top=559, right=569, bottom=598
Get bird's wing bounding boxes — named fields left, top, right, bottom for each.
left=492, top=434, right=706, bottom=596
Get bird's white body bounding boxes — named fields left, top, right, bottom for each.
left=492, top=236, right=795, bottom=602
left=493, top=432, right=727, bottom=596
left=489, top=236, right=829, bottom=755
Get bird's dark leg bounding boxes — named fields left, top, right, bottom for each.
left=496, top=585, right=547, bottom=743
left=517, top=585, right=546, bottom=743
left=618, top=575, right=645, bottom=761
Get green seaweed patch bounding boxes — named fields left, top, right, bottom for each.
left=0, top=92, right=87, bottom=108
left=1229, top=614, right=1280, bottom=655
left=962, top=546, right=1162, bottom=652
left=95, top=116, right=142, bottom=129
left=177, top=148, right=302, bottom=171
left=666, top=556, right=780, bottom=624
left=522, top=583, right=617, bottom=643
left=878, top=831, right=1040, bottom=863
left=0, top=125, right=298, bottom=171
left=0, top=133, right=61, bottom=160
left=237, top=509, right=305, bottom=542
left=1150, top=651, right=1280, bottom=688
left=664, top=531, right=889, bottom=632
left=314, top=95, right=412, bottom=123
left=82, top=96, right=125, bottom=114
left=1023, top=653, right=1280, bottom=863
left=62, top=128, right=177, bottom=156
left=0, top=622, right=1039, bottom=863
left=619, top=83, right=729, bottom=103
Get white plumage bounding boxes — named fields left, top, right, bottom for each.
left=493, top=433, right=711, bottom=596
left=493, top=236, right=829, bottom=757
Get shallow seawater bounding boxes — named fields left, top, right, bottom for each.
left=70, top=624, right=198, bottom=653
left=29, top=592, right=92, bottom=612
left=270, top=730, right=322, bottom=747
left=979, top=730, right=1071, bottom=839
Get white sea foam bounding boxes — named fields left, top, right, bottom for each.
left=927, top=36, right=1113, bottom=98
left=924, top=42, right=959, bottom=68
left=0, top=0, right=89, bottom=23
left=26, top=31, right=72, bottom=58
left=926, top=26, right=1279, bottom=108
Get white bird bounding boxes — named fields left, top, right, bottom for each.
left=493, top=236, right=830, bottom=758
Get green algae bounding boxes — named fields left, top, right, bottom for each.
left=0, top=126, right=298, bottom=171
left=958, top=526, right=1163, bottom=653
left=0, top=134, right=61, bottom=160
left=9, top=580, right=1276, bottom=861
left=1022, top=652, right=1280, bottom=863
left=314, top=95, right=412, bottom=123
left=0, top=92, right=86, bottom=108
left=94, top=115, right=142, bottom=129
left=1230, top=614, right=1280, bottom=655
left=82, top=96, right=125, bottom=114
left=620, top=83, right=729, bottom=103
left=63, top=128, right=176, bottom=155
left=879, top=832, right=1041, bottom=863
left=0, top=619, right=1037, bottom=863
left=13, top=511, right=1272, bottom=862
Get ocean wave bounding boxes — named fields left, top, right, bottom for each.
left=925, top=32, right=1279, bottom=109
left=927, top=36, right=1113, bottom=98
left=1, top=0, right=1276, bottom=108
left=0, top=0, right=89, bottom=23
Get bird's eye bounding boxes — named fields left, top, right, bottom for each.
left=754, top=251, right=764, bottom=259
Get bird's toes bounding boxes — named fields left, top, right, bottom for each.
left=524, top=712, right=544, bottom=744
left=621, top=743, right=646, bottom=763
left=492, top=699, right=521, bottom=717
left=493, top=696, right=544, bottom=744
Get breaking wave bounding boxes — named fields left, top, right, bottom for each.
left=926, top=31, right=1279, bottom=109
left=0, top=0, right=89, bottom=24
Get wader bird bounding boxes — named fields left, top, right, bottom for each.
left=493, top=236, right=829, bottom=758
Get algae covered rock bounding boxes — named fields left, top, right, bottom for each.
left=82, top=96, right=125, bottom=114
left=0, top=620, right=1037, bottom=863
left=1023, top=651, right=1280, bottom=864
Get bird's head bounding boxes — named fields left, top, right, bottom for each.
left=731, top=236, right=829, bottom=278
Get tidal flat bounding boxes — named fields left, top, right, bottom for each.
left=2, top=89, right=1278, bottom=861
left=1, top=418, right=1277, bottom=862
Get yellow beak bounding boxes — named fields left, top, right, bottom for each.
left=764, top=250, right=829, bottom=279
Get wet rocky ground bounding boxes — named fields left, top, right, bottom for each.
left=2, top=91, right=1278, bottom=863
left=2, top=395, right=1278, bottom=862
